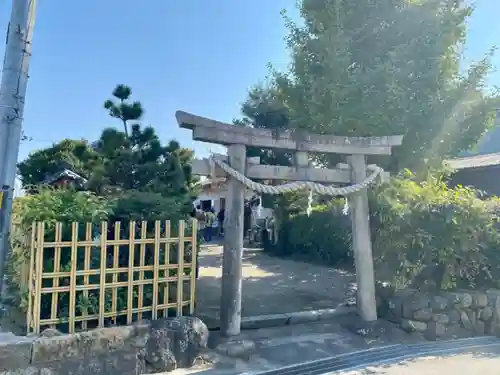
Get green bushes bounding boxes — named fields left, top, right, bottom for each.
left=7, top=187, right=195, bottom=333
left=5, top=189, right=112, bottom=333
left=264, top=201, right=352, bottom=266
left=370, top=171, right=500, bottom=291
left=265, top=171, right=500, bottom=292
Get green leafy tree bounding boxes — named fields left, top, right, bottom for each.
left=234, top=86, right=310, bottom=222
left=17, top=139, right=98, bottom=188
left=18, top=85, right=198, bottom=215
left=103, top=84, right=144, bottom=138
left=235, top=85, right=293, bottom=166
left=89, top=124, right=196, bottom=214
left=252, top=0, right=500, bottom=172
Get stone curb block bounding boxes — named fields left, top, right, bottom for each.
left=215, top=340, right=256, bottom=359
left=213, top=306, right=357, bottom=360
left=240, top=305, right=356, bottom=330
left=0, top=316, right=209, bottom=375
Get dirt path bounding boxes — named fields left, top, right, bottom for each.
left=195, top=244, right=356, bottom=326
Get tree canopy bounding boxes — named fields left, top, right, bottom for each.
left=17, top=85, right=197, bottom=216
left=17, top=139, right=96, bottom=188
left=103, top=84, right=144, bottom=138
left=239, top=0, right=500, bottom=172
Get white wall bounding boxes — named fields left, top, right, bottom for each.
left=14, top=177, right=24, bottom=197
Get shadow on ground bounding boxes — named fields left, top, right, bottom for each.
left=195, top=243, right=357, bottom=327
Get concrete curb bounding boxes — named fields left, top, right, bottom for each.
left=240, top=305, right=357, bottom=330
left=213, top=305, right=357, bottom=359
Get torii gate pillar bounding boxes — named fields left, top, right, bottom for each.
left=220, top=144, right=246, bottom=336
left=348, top=155, right=377, bottom=321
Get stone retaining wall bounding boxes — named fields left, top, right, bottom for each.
left=377, top=286, right=500, bottom=341
left=0, top=316, right=208, bottom=375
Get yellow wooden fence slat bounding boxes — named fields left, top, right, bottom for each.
left=32, top=222, right=45, bottom=334
left=82, top=222, right=92, bottom=330
left=68, top=222, right=78, bottom=333
left=21, top=219, right=197, bottom=334
left=177, top=220, right=185, bottom=317
left=98, top=221, right=108, bottom=328
left=190, top=219, right=198, bottom=315
left=152, top=220, right=160, bottom=320
left=50, top=222, right=62, bottom=329
left=138, top=221, right=147, bottom=321
left=26, top=221, right=36, bottom=333
left=111, top=221, right=121, bottom=324
left=163, top=220, right=171, bottom=316
left=126, top=221, right=136, bottom=325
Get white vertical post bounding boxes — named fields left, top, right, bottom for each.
left=348, top=154, right=377, bottom=322
left=220, top=144, right=246, bottom=336
left=0, top=0, right=37, bottom=295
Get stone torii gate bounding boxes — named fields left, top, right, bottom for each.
left=176, top=111, right=403, bottom=337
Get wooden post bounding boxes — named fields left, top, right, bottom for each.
left=220, top=144, right=246, bottom=336
left=348, top=154, right=377, bottom=322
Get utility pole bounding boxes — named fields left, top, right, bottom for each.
left=0, top=0, right=37, bottom=296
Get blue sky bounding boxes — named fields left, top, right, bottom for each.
left=0, top=0, right=499, bottom=163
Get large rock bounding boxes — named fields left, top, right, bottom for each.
left=23, top=348, right=142, bottom=375
left=401, top=294, right=431, bottom=319
left=448, top=309, right=461, bottom=324
left=486, top=289, right=500, bottom=307
left=473, top=293, right=488, bottom=308
left=430, top=296, right=449, bottom=311
left=0, top=332, right=34, bottom=371
left=401, top=319, right=427, bottom=333
left=31, top=325, right=144, bottom=364
left=144, top=316, right=209, bottom=372
left=413, top=308, right=433, bottom=322
left=458, top=293, right=473, bottom=309
left=432, top=313, right=450, bottom=325
left=375, top=282, right=395, bottom=304
left=480, top=307, right=494, bottom=321
left=424, top=321, right=446, bottom=341
left=475, top=320, right=486, bottom=335
left=0, top=316, right=209, bottom=374
left=460, top=311, right=474, bottom=330
left=375, top=281, right=396, bottom=318
left=387, top=296, right=404, bottom=323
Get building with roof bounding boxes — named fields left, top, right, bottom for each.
left=443, top=110, right=500, bottom=196
left=194, top=177, right=255, bottom=212
left=445, top=152, right=500, bottom=197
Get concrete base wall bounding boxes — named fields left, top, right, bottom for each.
left=0, top=316, right=208, bottom=375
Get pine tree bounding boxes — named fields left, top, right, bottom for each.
left=103, top=84, right=144, bottom=138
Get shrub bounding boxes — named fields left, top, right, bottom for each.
left=264, top=201, right=353, bottom=266
left=6, top=188, right=111, bottom=333
left=8, top=187, right=197, bottom=333
left=266, top=171, right=500, bottom=292
left=370, top=171, right=500, bottom=291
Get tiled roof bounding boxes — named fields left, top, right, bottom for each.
left=444, top=152, right=500, bottom=170
left=43, top=169, right=88, bottom=184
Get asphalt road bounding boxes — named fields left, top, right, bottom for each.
left=336, top=353, right=500, bottom=374
left=159, top=327, right=500, bottom=375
